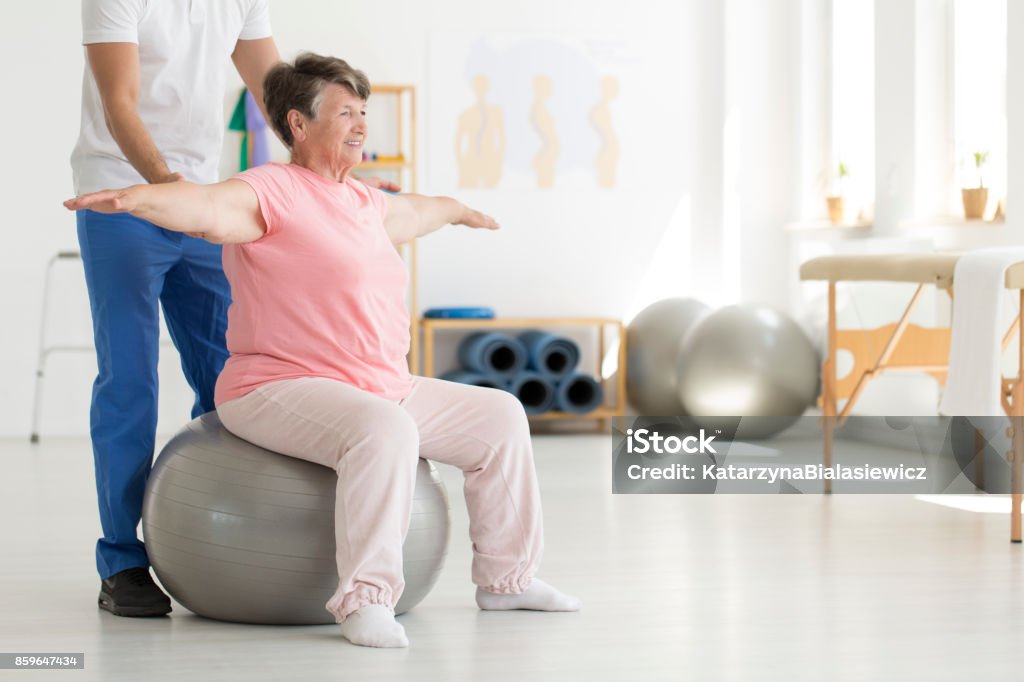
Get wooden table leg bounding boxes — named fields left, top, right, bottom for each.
left=1011, top=416, right=1022, bottom=543
left=423, top=321, right=435, bottom=378
left=823, top=282, right=837, bottom=494
left=1013, top=291, right=1024, bottom=542
left=975, top=427, right=985, bottom=491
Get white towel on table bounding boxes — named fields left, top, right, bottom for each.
left=939, top=248, right=1024, bottom=416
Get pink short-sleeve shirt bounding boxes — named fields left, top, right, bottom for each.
left=214, top=162, right=413, bottom=405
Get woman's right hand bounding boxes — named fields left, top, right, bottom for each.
left=64, top=187, right=139, bottom=214
left=457, top=205, right=500, bottom=231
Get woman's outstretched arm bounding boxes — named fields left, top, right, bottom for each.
left=64, top=179, right=266, bottom=244
left=383, top=193, right=499, bottom=245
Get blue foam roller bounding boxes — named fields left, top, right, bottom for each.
left=555, top=373, right=605, bottom=414
left=458, top=332, right=527, bottom=377
left=424, top=307, right=496, bottom=319
left=518, top=330, right=580, bottom=379
left=440, top=371, right=506, bottom=390
left=508, top=371, right=556, bottom=416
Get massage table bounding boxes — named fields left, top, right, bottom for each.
left=800, top=253, right=1024, bottom=542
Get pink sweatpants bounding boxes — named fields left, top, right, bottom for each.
left=217, top=375, right=544, bottom=622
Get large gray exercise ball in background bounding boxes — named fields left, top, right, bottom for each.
left=676, top=304, right=819, bottom=439
left=626, top=298, right=711, bottom=414
left=142, top=412, right=450, bottom=625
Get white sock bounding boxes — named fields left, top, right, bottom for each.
left=339, top=605, right=408, bottom=648
left=475, top=577, right=581, bottom=612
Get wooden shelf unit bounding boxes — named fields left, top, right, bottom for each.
left=419, top=317, right=627, bottom=428
left=364, top=84, right=420, bottom=371
left=359, top=159, right=411, bottom=171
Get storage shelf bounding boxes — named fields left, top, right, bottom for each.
left=529, top=407, right=621, bottom=421
left=419, top=316, right=626, bottom=429
left=372, top=84, right=415, bottom=95
left=359, top=159, right=412, bottom=171
left=368, top=84, right=419, bottom=372
left=422, top=317, right=619, bottom=330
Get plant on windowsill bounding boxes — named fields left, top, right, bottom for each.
left=962, top=150, right=989, bottom=220
left=825, top=162, right=848, bottom=225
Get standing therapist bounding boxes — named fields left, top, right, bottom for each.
left=69, top=0, right=283, bottom=617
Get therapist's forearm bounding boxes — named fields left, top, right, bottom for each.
left=102, top=99, right=179, bottom=184
left=232, top=37, right=283, bottom=146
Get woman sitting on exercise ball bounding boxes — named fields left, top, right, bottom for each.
left=65, top=53, right=579, bottom=648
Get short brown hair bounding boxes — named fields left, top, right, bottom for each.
left=263, top=53, right=371, bottom=147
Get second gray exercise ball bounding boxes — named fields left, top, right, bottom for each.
left=676, top=304, right=819, bottom=438
left=142, top=412, right=451, bottom=625
left=626, top=297, right=711, bottom=413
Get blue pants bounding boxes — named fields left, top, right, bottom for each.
left=76, top=210, right=230, bottom=580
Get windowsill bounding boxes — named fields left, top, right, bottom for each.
left=785, top=214, right=1016, bottom=252
left=784, top=219, right=873, bottom=232
left=900, top=215, right=1007, bottom=230
left=899, top=215, right=1015, bottom=251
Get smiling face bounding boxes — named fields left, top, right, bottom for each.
left=290, top=83, right=368, bottom=177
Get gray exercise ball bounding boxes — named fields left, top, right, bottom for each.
left=142, top=412, right=450, bottom=625
left=676, top=304, right=819, bottom=439
left=627, top=298, right=711, bottom=414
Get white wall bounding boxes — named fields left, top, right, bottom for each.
left=1, top=9, right=118, bottom=439
left=0, top=0, right=808, bottom=438
left=1008, top=0, right=1024, bottom=233
left=873, top=0, right=917, bottom=233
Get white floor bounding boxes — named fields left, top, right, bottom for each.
left=3, top=431, right=1024, bottom=681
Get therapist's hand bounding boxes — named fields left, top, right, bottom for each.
left=360, top=176, right=401, bottom=193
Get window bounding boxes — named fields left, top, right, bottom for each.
left=830, top=0, right=875, bottom=221
left=953, top=0, right=1006, bottom=217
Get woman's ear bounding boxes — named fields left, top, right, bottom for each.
left=287, top=109, right=307, bottom=144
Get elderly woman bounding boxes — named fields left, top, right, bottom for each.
left=65, top=53, right=579, bottom=648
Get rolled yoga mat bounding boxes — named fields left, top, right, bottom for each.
left=458, top=332, right=527, bottom=378
left=440, top=371, right=506, bottom=390
left=555, top=373, right=605, bottom=414
left=507, top=371, right=556, bottom=416
left=518, top=330, right=580, bottom=380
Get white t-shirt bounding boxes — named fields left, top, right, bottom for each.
left=71, top=0, right=272, bottom=194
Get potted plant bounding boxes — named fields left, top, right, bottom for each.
left=826, top=162, right=848, bottom=225
left=962, top=150, right=989, bottom=220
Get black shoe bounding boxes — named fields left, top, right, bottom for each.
left=98, top=567, right=172, bottom=617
